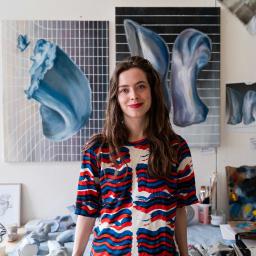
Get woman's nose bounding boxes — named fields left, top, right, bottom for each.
left=130, top=89, right=138, bottom=100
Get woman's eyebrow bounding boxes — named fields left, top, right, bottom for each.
left=118, top=84, right=129, bottom=88
left=118, top=80, right=147, bottom=87
left=135, top=80, right=147, bottom=85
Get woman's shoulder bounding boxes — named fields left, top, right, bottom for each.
left=170, top=133, right=191, bottom=158
left=171, top=134, right=192, bottom=163
left=170, top=133, right=188, bottom=147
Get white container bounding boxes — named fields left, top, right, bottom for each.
left=211, top=214, right=225, bottom=226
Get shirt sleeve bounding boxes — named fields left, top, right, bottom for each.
left=75, top=146, right=101, bottom=217
left=176, top=137, right=198, bottom=208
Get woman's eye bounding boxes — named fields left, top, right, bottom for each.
left=138, top=84, right=146, bottom=89
left=119, top=88, right=129, bottom=94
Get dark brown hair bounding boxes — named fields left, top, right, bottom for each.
left=84, top=56, right=177, bottom=178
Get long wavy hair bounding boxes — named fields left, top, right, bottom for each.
left=84, top=56, right=177, bottom=178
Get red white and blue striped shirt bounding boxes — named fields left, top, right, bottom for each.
left=75, top=135, right=198, bottom=256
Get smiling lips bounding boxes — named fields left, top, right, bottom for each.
left=128, top=103, right=143, bottom=108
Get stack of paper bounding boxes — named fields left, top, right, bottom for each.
left=220, top=224, right=236, bottom=240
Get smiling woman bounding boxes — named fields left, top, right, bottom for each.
left=73, top=56, right=198, bottom=256
left=117, top=67, right=152, bottom=138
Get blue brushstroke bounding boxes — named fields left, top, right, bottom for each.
left=243, top=90, right=256, bottom=125
left=123, top=19, right=171, bottom=110
left=226, top=87, right=243, bottom=125
left=17, top=34, right=30, bottom=52
left=171, top=28, right=212, bottom=127
left=25, top=39, right=92, bottom=141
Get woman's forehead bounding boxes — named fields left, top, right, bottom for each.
left=118, top=68, right=148, bottom=84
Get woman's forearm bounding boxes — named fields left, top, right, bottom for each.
left=175, top=206, right=188, bottom=256
left=72, top=215, right=96, bottom=256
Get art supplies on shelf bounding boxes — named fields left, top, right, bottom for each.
left=198, top=185, right=210, bottom=204
left=210, top=171, right=217, bottom=214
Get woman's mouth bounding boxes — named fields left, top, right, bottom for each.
left=128, top=103, right=143, bottom=108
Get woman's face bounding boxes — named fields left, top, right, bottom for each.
left=117, top=67, right=152, bottom=123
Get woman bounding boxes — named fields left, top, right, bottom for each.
left=73, top=56, right=198, bottom=256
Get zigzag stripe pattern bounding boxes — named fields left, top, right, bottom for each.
left=92, top=228, right=132, bottom=255
left=176, top=140, right=197, bottom=207
left=75, top=136, right=198, bottom=255
left=137, top=227, right=176, bottom=256
left=76, top=146, right=101, bottom=217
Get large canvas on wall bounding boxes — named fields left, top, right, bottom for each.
left=2, top=20, right=109, bottom=162
left=116, top=7, right=220, bottom=147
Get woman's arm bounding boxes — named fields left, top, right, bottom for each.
left=175, top=206, right=188, bottom=256
left=72, top=215, right=96, bottom=256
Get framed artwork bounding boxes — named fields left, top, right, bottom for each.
left=0, top=184, right=21, bottom=227
left=2, top=20, right=109, bottom=162
left=116, top=7, right=220, bottom=147
left=226, top=165, right=256, bottom=221
left=226, top=82, right=256, bottom=132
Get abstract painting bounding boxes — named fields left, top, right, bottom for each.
left=25, top=39, right=92, bottom=142
left=226, top=165, right=256, bottom=221
left=0, top=184, right=21, bottom=227
left=2, top=20, right=109, bottom=161
left=218, top=0, right=256, bottom=35
left=226, top=82, right=256, bottom=131
left=116, top=7, right=220, bottom=147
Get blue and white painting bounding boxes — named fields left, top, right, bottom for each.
left=25, top=39, right=92, bottom=141
left=171, top=28, right=212, bottom=127
left=116, top=7, right=220, bottom=147
left=2, top=20, right=109, bottom=162
left=226, top=82, right=256, bottom=131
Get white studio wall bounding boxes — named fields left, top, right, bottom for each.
left=0, top=0, right=256, bottom=224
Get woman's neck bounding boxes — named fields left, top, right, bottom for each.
left=124, top=116, right=148, bottom=142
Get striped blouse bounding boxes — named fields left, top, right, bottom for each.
left=75, top=135, right=198, bottom=256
